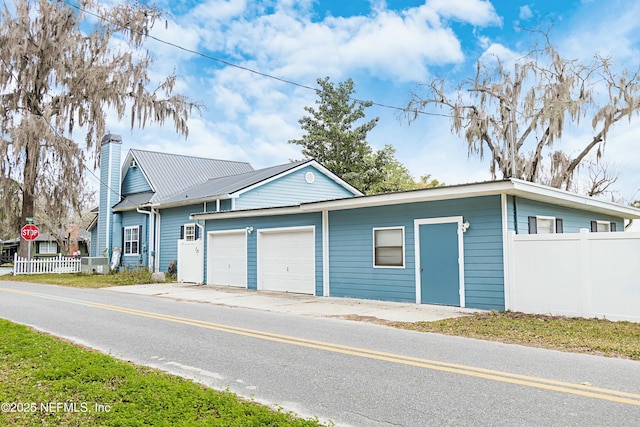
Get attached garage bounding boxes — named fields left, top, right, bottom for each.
left=207, top=230, right=247, bottom=287
left=257, top=226, right=315, bottom=294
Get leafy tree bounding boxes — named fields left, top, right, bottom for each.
left=406, top=32, right=640, bottom=194
left=416, top=174, right=445, bottom=189
left=290, top=77, right=431, bottom=194
left=360, top=145, right=415, bottom=194
left=0, top=0, right=201, bottom=257
left=290, top=77, right=379, bottom=191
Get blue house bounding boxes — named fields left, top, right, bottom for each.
left=91, top=134, right=640, bottom=311
left=188, top=179, right=640, bottom=310
left=89, top=134, right=362, bottom=273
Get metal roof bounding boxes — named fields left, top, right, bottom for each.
left=160, top=160, right=310, bottom=206
left=112, top=191, right=154, bottom=211
left=190, top=179, right=640, bottom=221
left=128, top=149, right=254, bottom=204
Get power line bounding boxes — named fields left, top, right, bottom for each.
left=62, top=0, right=461, bottom=120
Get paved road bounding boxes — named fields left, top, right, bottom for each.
left=1, top=281, right=639, bottom=426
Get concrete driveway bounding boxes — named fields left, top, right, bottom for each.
left=105, top=282, right=484, bottom=323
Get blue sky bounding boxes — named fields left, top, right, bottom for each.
left=91, top=0, right=639, bottom=201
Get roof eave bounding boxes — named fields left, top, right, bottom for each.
left=298, top=179, right=640, bottom=219
left=508, top=179, right=640, bottom=219
left=190, top=205, right=303, bottom=220
left=300, top=180, right=514, bottom=212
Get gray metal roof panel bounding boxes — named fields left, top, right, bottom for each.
left=159, top=160, right=309, bottom=206
left=112, top=191, right=154, bottom=211
left=129, top=149, right=254, bottom=203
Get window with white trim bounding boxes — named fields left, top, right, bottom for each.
left=528, top=216, right=563, bottom=234
left=124, top=226, right=140, bottom=255
left=591, top=220, right=616, bottom=232
left=184, top=224, right=196, bottom=241
left=39, top=241, right=57, bottom=255
left=373, top=227, right=404, bottom=267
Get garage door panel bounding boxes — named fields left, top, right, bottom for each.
left=259, top=228, right=315, bottom=294
left=208, top=231, right=247, bottom=287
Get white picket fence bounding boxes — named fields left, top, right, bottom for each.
left=13, top=253, right=81, bottom=275
left=506, top=229, right=640, bottom=322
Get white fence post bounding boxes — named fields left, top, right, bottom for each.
left=578, top=228, right=592, bottom=318
left=505, top=231, right=516, bottom=311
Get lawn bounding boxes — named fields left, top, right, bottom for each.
left=390, top=311, right=640, bottom=360
left=0, top=319, right=325, bottom=427
left=0, top=270, right=157, bottom=288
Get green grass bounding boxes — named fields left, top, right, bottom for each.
left=0, top=319, right=324, bottom=427
left=390, top=311, right=640, bottom=360
left=0, top=269, right=157, bottom=288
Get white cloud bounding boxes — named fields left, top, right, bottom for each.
left=173, top=0, right=502, bottom=83
left=427, top=0, right=502, bottom=27
left=519, top=5, right=533, bottom=21
left=184, top=0, right=247, bottom=24
left=559, top=1, right=640, bottom=62
left=479, top=42, right=521, bottom=64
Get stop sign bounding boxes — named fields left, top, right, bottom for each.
left=21, top=224, right=39, bottom=241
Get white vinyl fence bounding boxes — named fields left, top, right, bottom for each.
left=13, top=253, right=81, bottom=275
left=506, top=229, right=640, bottom=322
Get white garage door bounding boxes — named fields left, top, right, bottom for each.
left=258, top=227, right=315, bottom=294
left=207, top=230, right=247, bottom=287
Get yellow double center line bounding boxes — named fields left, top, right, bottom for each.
left=3, top=287, right=640, bottom=407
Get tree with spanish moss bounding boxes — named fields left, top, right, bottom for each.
left=0, top=0, right=201, bottom=257
left=406, top=32, right=640, bottom=194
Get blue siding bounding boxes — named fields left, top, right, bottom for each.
left=507, top=196, right=624, bottom=233
left=204, top=213, right=324, bottom=295
left=235, top=166, right=354, bottom=210
left=120, top=211, right=147, bottom=268
left=329, top=196, right=504, bottom=310
left=121, top=166, right=151, bottom=195
left=158, top=205, right=198, bottom=272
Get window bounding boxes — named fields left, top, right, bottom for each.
left=180, top=224, right=198, bottom=241
left=373, top=227, right=404, bottom=267
left=528, top=216, right=563, bottom=234
left=124, top=226, right=140, bottom=255
left=591, top=221, right=616, bottom=232
left=184, top=224, right=196, bottom=241
left=39, top=241, right=57, bottom=255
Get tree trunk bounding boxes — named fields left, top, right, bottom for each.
left=18, top=142, right=40, bottom=258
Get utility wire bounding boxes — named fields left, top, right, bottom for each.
left=16, top=0, right=470, bottom=210
left=62, top=0, right=462, bottom=120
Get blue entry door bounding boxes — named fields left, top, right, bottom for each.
left=419, top=222, right=460, bottom=306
